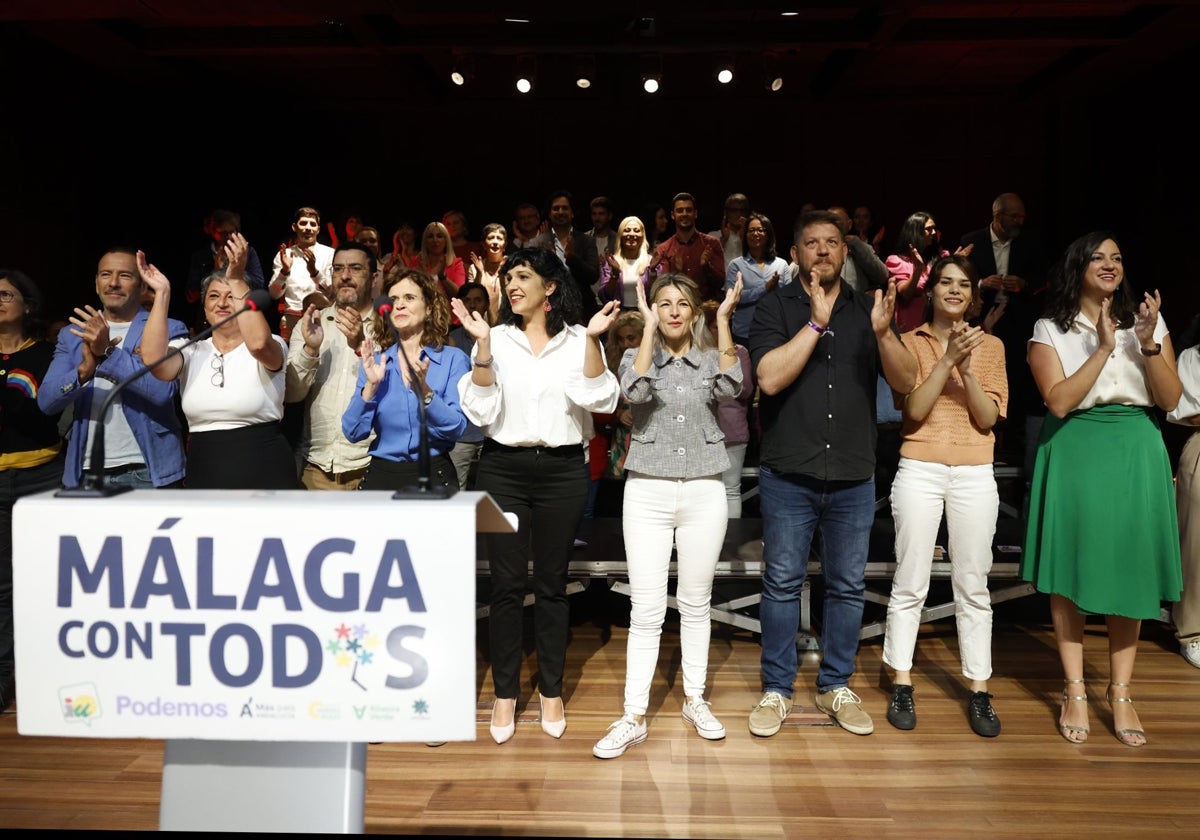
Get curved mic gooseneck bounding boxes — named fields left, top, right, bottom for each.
left=57, top=288, right=274, bottom=498
left=373, top=294, right=455, bottom=500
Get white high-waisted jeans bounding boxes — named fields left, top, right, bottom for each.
left=621, top=472, right=727, bottom=715
left=883, top=457, right=998, bottom=680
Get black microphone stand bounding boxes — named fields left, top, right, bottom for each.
left=56, top=289, right=273, bottom=498
left=374, top=296, right=456, bottom=500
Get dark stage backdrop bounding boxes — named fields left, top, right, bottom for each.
left=2, top=36, right=1197, bottom=354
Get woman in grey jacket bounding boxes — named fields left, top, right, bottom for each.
left=593, top=272, right=742, bottom=759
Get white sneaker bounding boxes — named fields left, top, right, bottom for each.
left=682, top=696, right=726, bottom=740
left=593, top=714, right=647, bottom=759
left=1183, top=638, right=1200, bottom=669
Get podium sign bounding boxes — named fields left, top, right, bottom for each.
left=14, top=489, right=500, bottom=744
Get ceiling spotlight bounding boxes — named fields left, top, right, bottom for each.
left=763, top=54, right=783, bottom=92
left=641, top=54, right=662, bottom=94
left=575, top=55, right=596, bottom=90
left=515, top=54, right=536, bottom=94
left=450, top=54, right=475, bottom=87
left=716, top=56, right=735, bottom=84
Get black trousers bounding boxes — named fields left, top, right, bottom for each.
left=476, top=441, right=587, bottom=699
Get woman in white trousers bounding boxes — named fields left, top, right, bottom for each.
left=882, top=254, right=1008, bottom=737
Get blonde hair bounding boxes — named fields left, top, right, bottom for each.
left=605, top=310, right=646, bottom=373
left=418, top=221, right=457, bottom=270
left=648, top=274, right=713, bottom=352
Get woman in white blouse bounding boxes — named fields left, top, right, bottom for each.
left=452, top=247, right=619, bottom=745
left=141, top=233, right=298, bottom=489
left=1167, top=318, right=1200, bottom=671
left=1022, top=230, right=1182, bottom=747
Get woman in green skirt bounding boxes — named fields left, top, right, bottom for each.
left=1024, top=230, right=1182, bottom=747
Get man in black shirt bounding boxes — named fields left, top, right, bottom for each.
left=747, top=209, right=916, bottom=737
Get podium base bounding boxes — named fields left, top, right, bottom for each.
left=159, top=740, right=366, bottom=833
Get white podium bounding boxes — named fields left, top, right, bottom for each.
left=13, top=489, right=512, bottom=832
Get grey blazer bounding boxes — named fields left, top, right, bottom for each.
left=618, top=345, right=743, bottom=479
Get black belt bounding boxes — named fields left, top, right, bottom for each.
left=482, top=440, right=581, bottom=457
left=102, top=463, right=146, bottom=476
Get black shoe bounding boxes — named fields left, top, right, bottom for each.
left=886, top=684, right=916, bottom=730
left=968, top=691, right=1001, bottom=737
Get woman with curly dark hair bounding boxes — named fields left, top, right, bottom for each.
left=452, top=247, right=620, bottom=745
left=341, top=267, right=469, bottom=492
left=1022, top=230, right=1182, bottom=747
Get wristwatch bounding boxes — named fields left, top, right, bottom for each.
left=422, top=392, right=434, bottom=406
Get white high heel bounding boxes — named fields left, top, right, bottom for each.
left=490, top=697, right=516, bottom=745
left=539, top=694, right=566, bottom=739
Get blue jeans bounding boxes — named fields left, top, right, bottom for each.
left=758, top=466, right=875, bottom=695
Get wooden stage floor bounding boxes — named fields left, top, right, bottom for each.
left=2, top=577, right=1199, bottom=837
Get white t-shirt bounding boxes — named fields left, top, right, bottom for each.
left=179, top=336, right=288, bottom=432
left=1029, top=313, right=1169, bottom=411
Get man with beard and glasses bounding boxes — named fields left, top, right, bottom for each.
left=285, top=241, right=379, bottom=490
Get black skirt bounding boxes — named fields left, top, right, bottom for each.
left=185, top=422, right=301, bottom=490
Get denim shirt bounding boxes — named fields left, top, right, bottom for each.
left=619, top=344, right=743, bottom=479
left=38, top=310, right=188, bottom=488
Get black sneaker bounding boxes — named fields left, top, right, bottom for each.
left=968, top=691, right=1001, bottom=737
left=886, top=684, right=916, bottom=730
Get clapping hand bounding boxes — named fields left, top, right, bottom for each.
left=946, top=321, right=985, bottom=374
left=635, top=275, right=658, bottom=332
left=586, top=300, right=620, bottom=339
left=450, top=297, right=490, bottom=342
left=870, top=277, right=899, bottom=337
left=718, top=272, right=744, bottom=323
left=1134, top=289, right=1163, bottom=349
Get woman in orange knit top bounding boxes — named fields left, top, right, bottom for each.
left=881, top=254, right=1008, bottom=737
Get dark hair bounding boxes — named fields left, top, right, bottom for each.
left=207, top=208, right=242, bottom=230
left=792, top=209, right=845, bottom=248
left=333, top=241, right=378, bottom=275
left=922, top=255, right=982, bottom=322
left=671, top=192, right=696, bottom=208
left=457, top=281, right=489, bottom=302
left=481, top=222, right=506, bottom=240
left=545, top=189, right=574, bottom=217
left=496, top=247, right=580, bottom=335
left=590, top=195, right=613, bottom=213
left=293, top=206, right=320, bottom=223
left=893, top=211, right=940, bottom=264
left=375, top=268, right=452, bottom=351
left=744, top=212, right=777, bottom=262
left=0, top=268, right=46, bottom=340
left=1045, top=230, right=1136, bottom=332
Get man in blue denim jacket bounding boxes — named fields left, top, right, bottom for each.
left=38, top=246, right=189, bottom=490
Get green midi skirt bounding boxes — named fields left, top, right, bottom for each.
left=1021, top=404, right=1182, bottom=619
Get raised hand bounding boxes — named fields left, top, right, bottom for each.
left=807, top=269, right=835, bottom=329
left=605, top=253, right=621, bottom=274
left=765, top=271, right=781, bottom=293
left=450, top=297, right=490, bottom=342
left=700, top=245, right=712, bottom=267
left=333, top=303, right=364, bottom=349
left=635, top=274, right=658, bottom=332
left=586, top=299, right=620, bottom=338
left=870, top=277, right=899, bottom=336
left=70, top=304, right=117, bottom=359
left=278, top=242, right=294, bottom=273
left=359, top=337, right=386, bottom=386
left=946, top=322, right=985, bottom=373
left=953, top=242, right=975, bottom=259
left=299, top=304, right=324, bottom=352
left=1097, top=296, right=1117, bottom=352
left=136, top=250, right=170, bottom=296
left=718, top=271, right=743, bottom=322
left=1134, top=289, right=1163, bottom=347
left=299, top=246, right=318, bottom=277
left=223, top=232, right=249, bottom=280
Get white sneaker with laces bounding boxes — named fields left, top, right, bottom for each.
left=1183, top=638, right=1200, bottom=669
left=682, top=696, right=726, bottom=740
left=593, top=714, right=647, bottom=759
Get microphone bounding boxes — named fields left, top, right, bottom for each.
left=372, top=295, right=455, bottom=500
left=57, top=287, right=274, bottom=498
